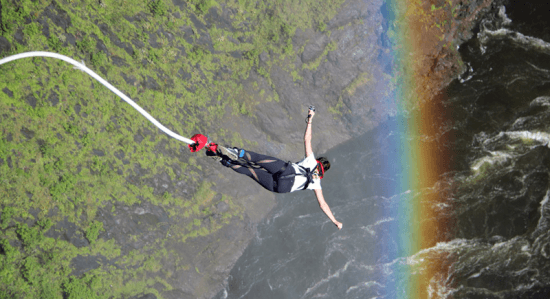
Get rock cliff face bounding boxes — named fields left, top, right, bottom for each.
left=215, top=0, right=392, bottom=162
left=0, top=0, right=497, bottom=298
left=186, top=1, right=395, bottom=297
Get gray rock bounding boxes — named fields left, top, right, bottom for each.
left=301, top=34, right=328, bottom=63
left=2, top=87, right=13, bottom=98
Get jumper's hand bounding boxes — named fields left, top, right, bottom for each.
left=335, top=221, right=343, bottom=230
left=308, top=109, right=315, bottom=118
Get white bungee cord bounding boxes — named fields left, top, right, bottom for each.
left=0, top=51, right=194, bottom=145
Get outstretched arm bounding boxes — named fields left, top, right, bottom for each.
left=304, top=109, right=314, bottom=157
left=314, top=189, right=343, bottom=230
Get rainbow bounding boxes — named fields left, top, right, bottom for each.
left=382, top=0, right=468, bottom=296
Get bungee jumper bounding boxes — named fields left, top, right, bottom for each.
left=0, top=52, right=342, bottom=230
left=204, top=106, right=343, bottom=230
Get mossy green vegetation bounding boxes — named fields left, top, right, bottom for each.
left=0, top=0, right=346, bottom=297
left=85, top=221, right=104, bottom=244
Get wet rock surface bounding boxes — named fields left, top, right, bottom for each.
left=45, top=218, right=90, bottom=248
left=96, top=201, right=170, bottom=254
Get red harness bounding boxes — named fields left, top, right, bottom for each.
left=316, top=160, right=325, bottom=179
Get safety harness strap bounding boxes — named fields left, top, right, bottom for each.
left=294, top=165, right=314, bottom=190
left=272, top=163, right=314, bottom=191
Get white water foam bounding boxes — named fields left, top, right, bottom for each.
left=471, top=151, right=513, bottom=172
left=497, top=5, right=512, bottom=25
left=362, top=217, right=394, bottom=236
left=459, top=62, right=475, bottom=83
left=530, top=96, right=550, bottom=107
left=345, top=281, right=384, bottom=294
left=479, top=27, right=550, bottom=53
left=503, top=131, right=550, bottom=147
left=300, top=261, right=352, bottom=299
left=535, top=188, right=550, bottom=234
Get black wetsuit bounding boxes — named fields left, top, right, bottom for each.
left=227, top=150, right=296, bottom=193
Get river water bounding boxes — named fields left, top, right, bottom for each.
left=214, top=1, right=550, bottom=298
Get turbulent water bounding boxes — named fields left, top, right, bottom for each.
left=214, top=2, right=550, bottom=298
left=423, top=2, right=550, bottom=297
